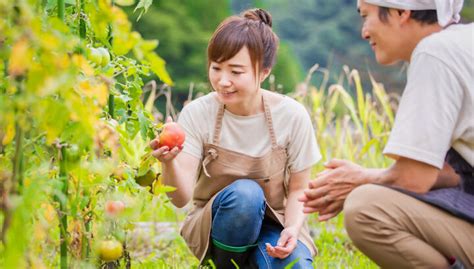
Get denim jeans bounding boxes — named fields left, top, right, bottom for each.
left=211, top=179, right=314, bottom=268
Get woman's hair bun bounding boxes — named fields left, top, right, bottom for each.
left=243, top=8, right=272, bottom=27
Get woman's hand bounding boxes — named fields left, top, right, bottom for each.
left=265, top=226, right=298, bottom=259
left=149, top=140, right=182, bottom=163
left=150, top=117, right=183, bottom=163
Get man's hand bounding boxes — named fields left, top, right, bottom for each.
left=298, top=159, right=368, bottom=221
left=265, top=226, right=298, bottom=259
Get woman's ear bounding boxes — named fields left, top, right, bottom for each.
left=259, top=68, right=272, bottom=83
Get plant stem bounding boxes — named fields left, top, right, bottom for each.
left=11, top=122, right=23, bottom=194
left=79, top=0, right=86, bottom=39
left=108, top=94, right=115, bottom=119
left=57, top=146, right=68, bottom=269
left=58, top=0, right=65, bottom=20
left=0, top=120, right=24, bottom=244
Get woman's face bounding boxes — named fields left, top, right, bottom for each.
left=209, top=46, right=264, bottom=108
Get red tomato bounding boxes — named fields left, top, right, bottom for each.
left=104, top=200, right=125, bottom=217
left=158, top=122, right=185, bottom=149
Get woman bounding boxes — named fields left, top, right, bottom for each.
left=150, top=8, right=321, bottom=268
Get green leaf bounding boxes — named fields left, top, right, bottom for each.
left=137, top=110, right=150, bottom=140
left=145, top=53, right=173, bottom=86
left=115, top=0, right=135, bottom=6
left=134, top=0, right=153, bottom=21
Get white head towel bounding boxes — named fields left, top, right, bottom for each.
left=364, top=0, right=464, bottom=27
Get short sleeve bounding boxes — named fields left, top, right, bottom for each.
left=383, top=53, right=463, bottom=169
left=177, top=102, right=206, bottom=160
left=286, top=102, right=322, bottom=172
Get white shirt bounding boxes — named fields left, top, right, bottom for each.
left=384, top=23, right=474, bottom=168
left=178, top=92, right=322, bottom=173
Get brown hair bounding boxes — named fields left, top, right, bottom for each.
left=207, top=8, right=279, bottom=75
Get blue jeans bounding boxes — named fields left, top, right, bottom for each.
left=211, top=179, right=314, bottom=269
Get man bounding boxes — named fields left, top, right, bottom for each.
left=299, top=0, right=473, bottom=268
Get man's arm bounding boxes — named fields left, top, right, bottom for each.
left=434, top=161, right=461, bottom=189
left=299, top=157, right=460, bottom=221
left=372, top=157, right=460, bottom=192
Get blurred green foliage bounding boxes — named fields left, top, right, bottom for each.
left=462, top=0, right=474, bottom=21
left=124, top=0, right=304, bottom=97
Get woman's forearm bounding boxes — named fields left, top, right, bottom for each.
left=284, top=189, right=307, bottom=231
left=285, top=168, right=312, bottom=231
left=161, top=154, right=200, bottom=208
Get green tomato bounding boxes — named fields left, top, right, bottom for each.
left=65, top=144, right=81, bottom=164
left=87, top=47, right=102, bottom=66
left=135, top=169, right=156, bottom=187
left=97, top=47, right=111, bottom=67
left=98, top=239, right=123, bottom=262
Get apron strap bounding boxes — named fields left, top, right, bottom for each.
left=262, top=93, right=278, bottom=149
left=212, top=104, right=225, bottom=145
left=202, top=148, right=218, bottom=178
left=210, top=92, right=278, bottom=150
left=203, top=94, right=280, bottom=179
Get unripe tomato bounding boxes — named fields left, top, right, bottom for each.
left=98, top=239, right=123, bottom=262
left=135, top=169, right=156, bottom=187
left=65, top=144, right=81, bottom=164
left=104, top=200, right=125, bottom=217
left=158, top=122, right=185, bottom=149
left=97, top=47, right=111, bottom=67
left=87, top=47, right=102, bottom=66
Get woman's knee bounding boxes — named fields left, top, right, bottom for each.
left=221, top=179, right=265, bottom=206
left=214, top=179, right=266, bottom=219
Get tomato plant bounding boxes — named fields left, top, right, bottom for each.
left=0, top=0, right=182, bottom=268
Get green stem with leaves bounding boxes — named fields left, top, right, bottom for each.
left=57, top=146, right=68, bottom=269
left=58, top=0, right=65, bottom=20
left=79, top=0, right=86, bottom=39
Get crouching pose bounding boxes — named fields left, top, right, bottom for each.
left=151, top=8, right=321, bottom=268
left=300, top=0, right=473, bottom=268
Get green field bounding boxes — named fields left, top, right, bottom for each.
left=0, top=1, right=402, bottom=268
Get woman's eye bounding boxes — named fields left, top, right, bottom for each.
left=232, top=71, right=243, bottom=75
left=211, top=66, right=221, bottom=71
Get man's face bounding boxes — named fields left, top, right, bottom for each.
left=357, top=0, right=404, bottom=65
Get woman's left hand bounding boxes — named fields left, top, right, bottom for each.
left=265, top=226, right=298, bottom=259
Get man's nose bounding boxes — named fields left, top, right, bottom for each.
left=361, top=26, right=370, bottom=40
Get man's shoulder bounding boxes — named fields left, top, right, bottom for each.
left=416, top=23, right=473, bottom=55
left=411, top=23, right=473, bottom=72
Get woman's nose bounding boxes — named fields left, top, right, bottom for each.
left=218, top=74, right=231, bottom=87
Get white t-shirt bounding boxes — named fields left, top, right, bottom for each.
left=178, top=92, right=321, bottom=173
left=384, top=23, right=474, bottom=169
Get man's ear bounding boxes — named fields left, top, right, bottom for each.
left=398, top=9, right=411, bottom=25
left=260, top=68, right=272, bottom=83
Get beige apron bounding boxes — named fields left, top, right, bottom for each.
left=180, top=94, right=317, bottom=262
